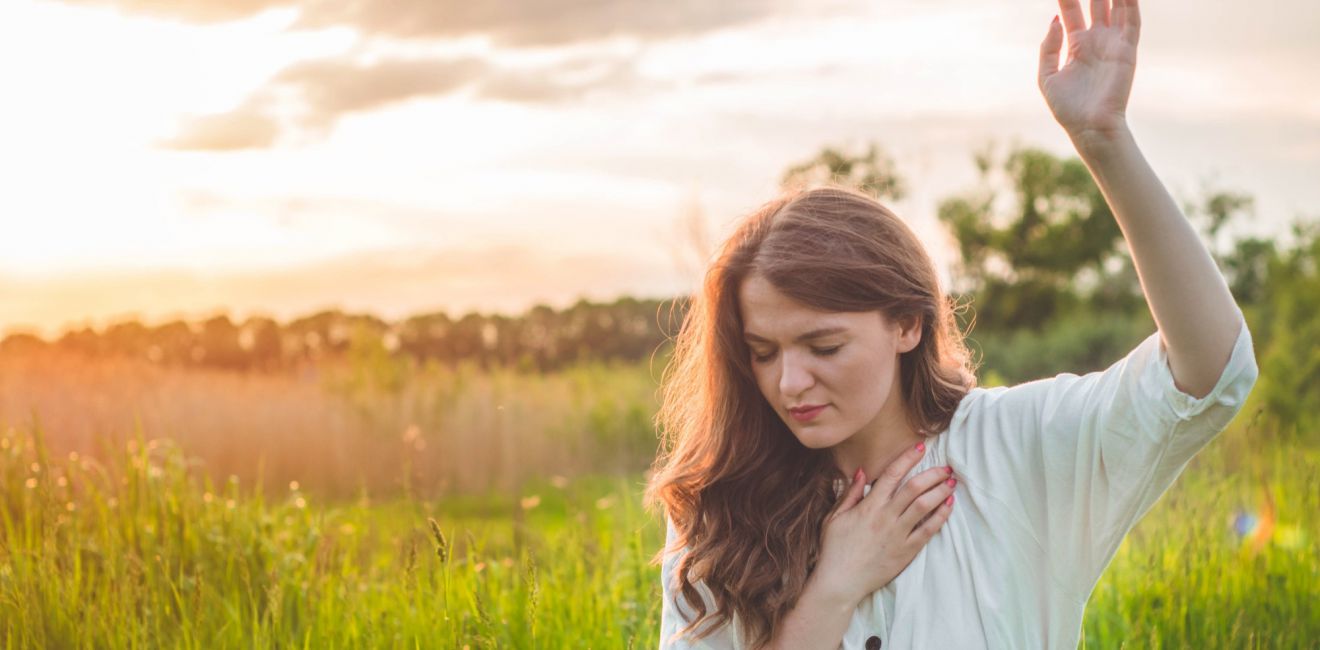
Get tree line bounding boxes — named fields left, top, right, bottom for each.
left=0, top=296, right=690, bottom=373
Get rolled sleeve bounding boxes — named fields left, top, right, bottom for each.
left=961, top=312, right=1259, bottom=602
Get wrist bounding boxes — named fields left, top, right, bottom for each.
left=1067, top=121, right=1135, bottom=160
left=801, top=570, right=860, bottom=615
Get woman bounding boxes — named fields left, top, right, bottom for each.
left=643, top=0, right=1260, bottom=648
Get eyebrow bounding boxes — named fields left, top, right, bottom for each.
left=743, top=327, right=848, bottom=344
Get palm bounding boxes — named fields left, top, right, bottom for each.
left=1038, top=0, right=1141, bottom=141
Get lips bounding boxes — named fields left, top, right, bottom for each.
left=788, top=404, right=827, bottom=422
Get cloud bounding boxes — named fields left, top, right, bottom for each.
left=161, top=101, right=282, bottom=151
left=161, top=53, right=646, bottom=149
left=275, top=56, right=488, bottom=127
left=57, top=0, right=790, bottom=46
left=293, top=0, right=787, bottom=47
left=56, top=0, right=295, bottom=24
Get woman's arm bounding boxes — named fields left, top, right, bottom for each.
left=1038, top=0, right=1242, bottom=399
left=766, top=574, right=856, bottom=650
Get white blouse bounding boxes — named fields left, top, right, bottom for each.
left=660, top=315, right=1258, bottom=649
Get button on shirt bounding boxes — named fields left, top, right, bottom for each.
left=659, top=317, right=1258, bottom=649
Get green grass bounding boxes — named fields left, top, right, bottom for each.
left=1, top=425, right=1316, bottom=648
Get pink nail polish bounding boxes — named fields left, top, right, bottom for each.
left=946, top=478, right=956, bottom=487
left=854, top=467, right=864, bottom=483
left=945, top=495, right=955, bottom=506
left=916, top=442, right=925, bottom=452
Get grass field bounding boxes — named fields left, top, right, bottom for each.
left=2, top=418, right=1316, bottom=649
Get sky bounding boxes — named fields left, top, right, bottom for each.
left=1, top=0, right=1317, bottom=337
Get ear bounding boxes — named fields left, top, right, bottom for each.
left=896, top=314, right=922, bottom=354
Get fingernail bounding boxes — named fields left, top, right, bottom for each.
left=946, top=478, right=957, bottom=487
left=915, top=442, right=925, bottom=452
left=854, top=467, right=864, bottom=483
left=1052, top=14, right=1059, bottom=24
left=945, top=495, right=955, bottom=506
left=945, top=465, right=953, bottom=474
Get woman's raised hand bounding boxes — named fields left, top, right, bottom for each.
left=809, top=443, right=956, bottom=608
left=1038, top=0, right=1141, bottom=149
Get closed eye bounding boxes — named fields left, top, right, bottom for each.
left=751, top=346, right=841, bottom=363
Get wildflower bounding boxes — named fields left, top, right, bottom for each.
left=24, top=478, right=37, bottom=489
left=226, top=499, right=237, bottom=510
left=550, top=475, right=569, bottom=489
left=289, top=481, right=300, bottom=492
left=29, top=462, right=40, bottom=474
left=203, top=492, right=213, bottom=503
left=427, top=518, right=448, bottom=563
left=474, top=561, right=487, bottom=573
left=294, top=497, right=307, bottom=509
left=596, top=496, right=616, bottom=510
left=66, top=502, right=76, bottom=512
left=56, top=476, right=68, bottom=487
left=520, top=495, right=541, bottom=510
left=107, top=497, right=118, bottom=508
left=68, top=451, right=79, bottom=462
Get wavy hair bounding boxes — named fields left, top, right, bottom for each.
left=643, top=186, right=978, bottom=648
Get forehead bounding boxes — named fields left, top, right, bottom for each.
left=738, top=274, right=884, bottom=339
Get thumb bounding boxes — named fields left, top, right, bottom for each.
left=833, top=467, right=867, bottom=516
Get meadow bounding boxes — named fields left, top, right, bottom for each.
left=1, top=350, right=1316, bottom=648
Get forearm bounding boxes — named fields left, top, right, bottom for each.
left=1071, top=125, right=1243, bottom=398
left=767, top=574, right=856, bottom=650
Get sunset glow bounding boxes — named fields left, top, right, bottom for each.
left=2, top=0, right=1316, bottom=336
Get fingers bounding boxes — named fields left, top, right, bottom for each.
left=871, top=441, right=927, bottom=503
left=908, top=495, right=954, bottom=544
left=897, top=476, right=957, bottom=532
left=1037, top=16, right=1063, bottom=90
left=1114, top=0, right=1140, bottom=43
left=831, top=467, right=867, bottom=517
left=1056, top=0, right=1086, bottom=34
left=1090, top=0, right=1109, bottom=28
left=889, top=465, right=953, bottom=516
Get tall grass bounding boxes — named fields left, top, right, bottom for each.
left=0, top=349, right=662, bottom=497
left=1, top=419, right=1315, bottom=648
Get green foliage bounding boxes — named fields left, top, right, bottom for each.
left=966, top=307, right=1155, bottom=384
left=780, top=142, right=906, bottom=201
left=1248, top=221, right=1320, bottom=441
left=938, top=143, right=1129, bottom=330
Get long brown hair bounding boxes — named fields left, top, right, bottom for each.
left=643, top=186, right=978, bottom=648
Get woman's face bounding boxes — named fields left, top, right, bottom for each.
left=737, top=273, right=921, bottom=449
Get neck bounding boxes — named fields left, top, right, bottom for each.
left=830, top=397, right=924, bottom=485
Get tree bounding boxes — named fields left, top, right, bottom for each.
left=780, top=141, right=905, bottom=201
left=936, top=142, right=1130, bottom=330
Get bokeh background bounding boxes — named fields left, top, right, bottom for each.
left=1, top=0, right=1316, bottom=647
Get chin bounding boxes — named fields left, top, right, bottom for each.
left=793, top=426, right=846, bottom=449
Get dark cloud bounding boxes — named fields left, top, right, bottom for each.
left=57, top=0, right=791, bottom=46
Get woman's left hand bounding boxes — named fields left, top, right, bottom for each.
left=1038, top=0, right=1141, bottom=149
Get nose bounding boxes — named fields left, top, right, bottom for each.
left=778, top=349, right=815, bottom=398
